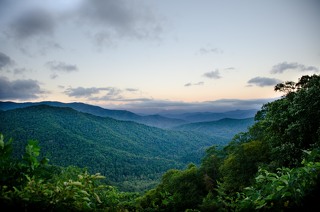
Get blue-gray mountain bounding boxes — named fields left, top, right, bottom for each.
left=0, top=101, right=257, bottom=128
left=159, top=109, right=257, bottom=123
left=173, top=118, right=255, bottom=140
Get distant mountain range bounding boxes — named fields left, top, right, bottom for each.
left=159, top=109, right=257, bottom=123
left=0, top=101, right=257, bottom=128
left=173, top=118, right=255, bottom=139
left=0, top=101, right=186, bottom=128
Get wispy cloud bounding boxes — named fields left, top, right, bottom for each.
left=64, top=87, right=110, bottom=98
left=203, top=69, right=221, bottom=79
left=45, top=61, right=78, bottom=72
left=9, top=8, right=55, bottom=40
left=0, top=76, right=46, bottom=100
left=271, top=62, right=319, bottom=74
left=184, top=82, right=204, bottom=87
left=126, top=88, right=139, bottom=92
left=0, top=52, right=14, bottom=70
left=224, top=67, right=235, bottom=71
left=247, top=77, right=282, bottom=87
left=76, top=0, right=163, bottom=46
left=198, top=47, right=223, bottom=55
left=13, top=68, right=28, bottom=75
left=45, top=61, right=78, bottom=79
left=2, top=0, right=163, bottom=51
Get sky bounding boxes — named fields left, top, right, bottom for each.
left=0, top=0, right=319, bottom=114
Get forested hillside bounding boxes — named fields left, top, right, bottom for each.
left=0, top=105, right=225, bottom=191
left=138, top=74, right=320, bottom=211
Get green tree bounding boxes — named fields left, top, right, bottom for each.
left=218, top=140, right=269, bottom=193
left=257, top=74, right=320, bottom=167
left=138, top=164, right=206, bottom=211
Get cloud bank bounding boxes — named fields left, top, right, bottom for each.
left=64, top=87, right=111, bottom=98
left=0, top=76, right=46, bottom=100
left=9, top=8, right=55, bottom=40
left=3, top=0, right=163, bottom=49
left=75, top=0, right=163, bottom=46
left=247, top=77, right=282, bottom=87
left=271, top=62, right=319, bottom=74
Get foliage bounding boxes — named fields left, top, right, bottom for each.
left=138, top=164, right=207, bottom=211
left=215, top=149, right=320, bottom=211
left=218, top=140, right=270, bottom=193
left=254, top=74, right=320, bottom=167
left=0, top=134, right=137, bottom=211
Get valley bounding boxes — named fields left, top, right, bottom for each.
left=0, top=101, right=255, bottom=191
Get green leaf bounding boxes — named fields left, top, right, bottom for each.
left=276, top=185, right=284, bottom=191
left=0, top=134, right=4, bottom=149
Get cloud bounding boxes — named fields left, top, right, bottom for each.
left=2, top=0, right=162, bottom=51
left=50, top=73, right=58, bottom=79
left=198, top=47, right=223, bottom=55
left=13, top=68, right=28, bottom=75
left=247, top=77, right=282, bottom=87
left=45, top=61, right=78, bottom=72
left=64, top=85, right=151, bottom=102
left=203, top=70, right=221, bottom=79
left=9, top=8, right=55, bottom=40
left=271, top=62, right=319, bottom=74
left=0, top=52, right=14, bottom=69
left=0, top=76, right=46, bottom=100
left=76, top=0, right=163, bottom=45
left=224, top=67, right=235, bottom=70
left=184, top=82, right=204, bottom=87
left=126, top=88, right=138, bottom=92
left=64, top=87, right=110, bottom=98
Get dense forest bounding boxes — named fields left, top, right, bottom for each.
left=1, top=74, right=320, bottom=211
left=0, top=106, right=227, bottom=191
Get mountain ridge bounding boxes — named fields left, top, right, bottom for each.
left=0, top=101, right=186, bottom=128
left=0, top=101, right=257, bottom=128
left=174, top=117, right=255, bottom=139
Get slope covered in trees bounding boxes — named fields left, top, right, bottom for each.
left=138, top=74, right=320, bottom=211
left=0, top=105, right=225, bottom=191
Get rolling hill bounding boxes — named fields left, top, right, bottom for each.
left=0, top=101, right=186, bottom=128
left=0, top=105, right=226, bottom=191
